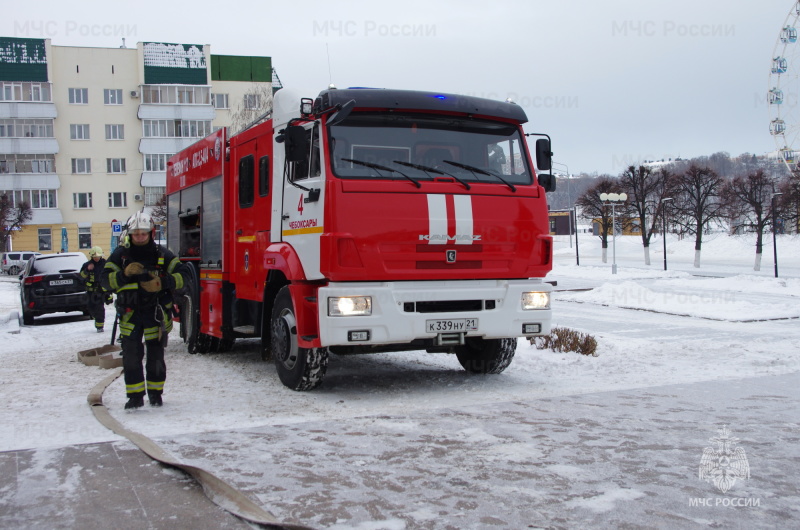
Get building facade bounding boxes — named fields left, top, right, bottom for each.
left=1, top=37, right=277, bottom=254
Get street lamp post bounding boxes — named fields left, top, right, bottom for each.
left=662, top=197, right=673, bottom=271
left=600, top=192, right=627, bottom=274
left=772, top=192, right=783, bottom=278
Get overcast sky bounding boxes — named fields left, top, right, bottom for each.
left=4, top=0, right=795, bottom=175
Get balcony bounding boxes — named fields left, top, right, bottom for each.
left=139, top=137, right=201, bottom=155
left=0, top=172, right=60, bottom=190
left=138, top=104, right=215, bottom=121
left=140, top=171, right=166, bottom=188
left=0, top=101, right=57, bottom=119
left=0, top=137, right=59, bottom=154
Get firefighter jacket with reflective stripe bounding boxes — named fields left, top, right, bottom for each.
left=80, top=258, right=106, bottom=293
left=101, top=240, right=187, bottom=311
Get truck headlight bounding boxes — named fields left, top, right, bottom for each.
left=521, top=291, right=550, bottom=310
left=329, top=296, right=372, bottom=316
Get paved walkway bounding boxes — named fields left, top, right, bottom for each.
left=2, top=373, right=798, bottom=529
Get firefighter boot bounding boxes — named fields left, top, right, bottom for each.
left=124, top=395, right=144, bottom=410
left=148, top=392, right=162, bottom=407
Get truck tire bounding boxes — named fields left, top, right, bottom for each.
left=271, top=286, right=328, bottom=391
left=455, top=337, right=517, bottom=374
left=181, top=266, right=202, bottom=354
left=260, top=303, right=271, bottom=361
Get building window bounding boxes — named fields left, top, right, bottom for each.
left=68, top=88, right=88, bottom=104
left=142, top=119, right=212, bottom=138
left=70, top=124, right=90, bottom=140
left=3, top=189, right=57, bottom=209
left=73, top=192, right=93, bottom=209
left=244, top=94, right=260, bottom=110
left=144, top=153, right=173, bottom=172
left=211, top=93, right=229, bottom=109
left=38, top=228, right=52, bottom=251
left=0, top=119, right=54, bottom=138
left=30, top=189, right=57, bottom=208
left=105, top=124, right=124, bottom=140
left=0, top=155, right=55, bottom=174
left=0, top=82, right=52, bottom=102
left=104, top=89, right=123, bottom=105
left=141, top=84, right=210, bottom=105
left=144, top=186, right=165, bottom=206
left=108, top=192, right=127, bottom=208
left=78, top=227, right=92, bottom=249
left=71, top=158, right=91, bottom=174
left=106, top=158, right=126, bottom=173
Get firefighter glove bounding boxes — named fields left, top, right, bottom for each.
left=124, top=262, right=146, bottom=277
left=139, top=272, right=162, bottom=293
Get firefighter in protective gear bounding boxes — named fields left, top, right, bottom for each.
left=101, top=211, right=189, bottom=410
left=80, top=246, right=110, bottom=332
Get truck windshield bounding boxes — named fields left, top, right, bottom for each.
left=328, top=112, right=532, bottom=186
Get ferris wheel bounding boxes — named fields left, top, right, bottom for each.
left=769, top=1, right=800, bottom=171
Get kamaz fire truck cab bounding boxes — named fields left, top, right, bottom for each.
left=167, top=87, right=555, bottom=391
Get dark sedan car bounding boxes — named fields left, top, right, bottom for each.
left=19, top=252, right=90, bottom=325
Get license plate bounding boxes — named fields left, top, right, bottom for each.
left=426, top=318, right=478, bottom=333
left=49, top=279, right=73, bottom=286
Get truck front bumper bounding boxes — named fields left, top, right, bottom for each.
left=317, top=279, right=552, bottom=347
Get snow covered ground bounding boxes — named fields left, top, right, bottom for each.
left=2, top=232, right=799, bottom=527
left=1, top=232, right=798, bottom=453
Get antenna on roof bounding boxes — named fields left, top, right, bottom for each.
left=326, top=43, right=333, bottom=86
left=120, top=38, right=126, bottom=49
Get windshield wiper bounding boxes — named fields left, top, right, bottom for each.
left=392, top=161, right=471, bottom=190
left=342, top=158, right=421, bottom=188
left=444, top=160, right=516, bottom=192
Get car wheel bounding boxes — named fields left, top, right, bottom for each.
left=22, top=310, right=34, bottom=326
left=271, top=286, right=328, bottom=391
left=455, top=337, right=517, bottom=374
left=8, top=265, right=20, bottom=276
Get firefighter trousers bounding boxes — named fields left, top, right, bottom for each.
left=87, top=291, right=106, bottom=330
left=119, top=306, right=169, bottom=398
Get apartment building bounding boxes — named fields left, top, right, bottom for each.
left=1, top=36, right=277, bottom=254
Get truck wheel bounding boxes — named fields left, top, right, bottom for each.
left=455, top=337, right=517, bottom=374
left=195, top=333, right=215, bottom=354
left=271, top=286, right=328, bottom=391
left=260, top=301, right=271, bottom=361
left=182, top=266, right=201, bottom=354
left=216, top=336, right=235, bottom=352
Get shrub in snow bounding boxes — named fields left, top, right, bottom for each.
left=529, top=327, right=598, bottom=357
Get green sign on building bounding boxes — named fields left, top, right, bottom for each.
left=143, top=42, right=207, bottom=85
left=0, top=37, right=48, bottom=82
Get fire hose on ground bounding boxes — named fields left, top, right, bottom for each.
left=87, top=368, right=315, bottom=530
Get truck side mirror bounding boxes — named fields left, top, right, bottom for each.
left=535, top=138, right=552, bottom=171
left=284, top=126, right=308, bottom=162
left=537, top=173, right=556, bottom=193
left=327, top=99, right=356, bottom=126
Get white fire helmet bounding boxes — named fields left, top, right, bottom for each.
left=127, top=211, right=155, bottom=233
left=123, top=211, right=155, bottom=247
left=88, top=246, right=103, bottom=258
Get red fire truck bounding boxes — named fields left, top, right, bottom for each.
left=166, top=87, right=555, bottom=391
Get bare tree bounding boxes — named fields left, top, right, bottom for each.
left=0, top=194, right=33, bottom=252
left=575, top=177, right=622, bottom=263
left=150, top=193, right=168, bottom=225
left=618, top=165, right=674, bottom=265
left=230, top=84, right=274, bottom=135
left=778, top=171, right=800, bottom=233
left=720, top=170, right=778, bottom=271
left=671, top=164, right=724, bottom=268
